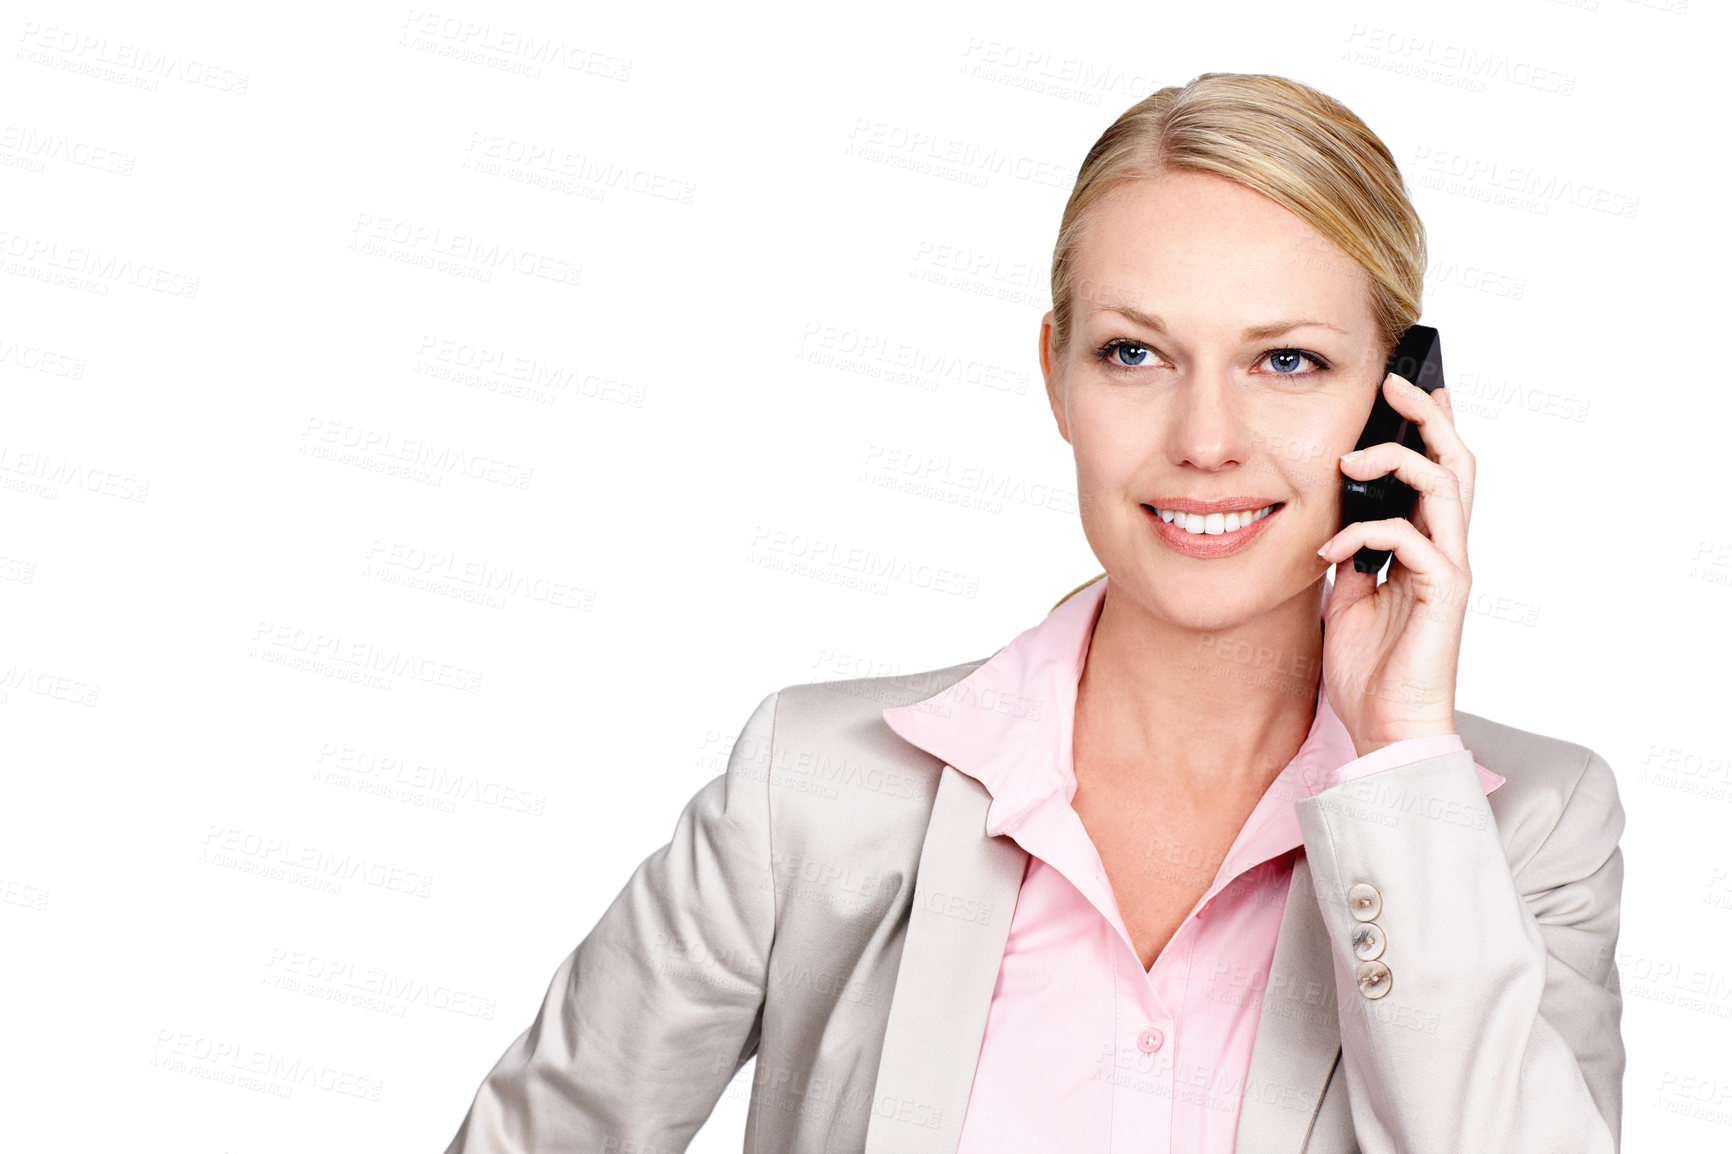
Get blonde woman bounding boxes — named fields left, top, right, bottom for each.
left=444, top=73, right=1624, bottom=1154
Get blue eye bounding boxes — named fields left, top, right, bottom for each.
left=1260, top=348, right=1328, bottom=374
left=1093, top=338, right=1159, bottom=370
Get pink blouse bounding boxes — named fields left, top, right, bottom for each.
left=880, top=575, right=1505, bottom=1152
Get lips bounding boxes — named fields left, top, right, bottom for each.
left=1150, top=503, right=1278, bottom=535
left=1141, top=501, right=1284, bottom=558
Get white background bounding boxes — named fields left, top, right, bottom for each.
left=3, top=0, right=1728, bottom=1150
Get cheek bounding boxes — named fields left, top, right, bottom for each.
left=1251, top=407, right=1366, bottom=496
left=1068, top=400, right=1145, bottom=492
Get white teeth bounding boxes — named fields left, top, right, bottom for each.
left=1155, top=503, right=1276, bottom=535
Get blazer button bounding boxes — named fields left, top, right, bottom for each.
left=1346, top=882, right=1382, bottom=921
left=1351, top=921, right=1386, bottom=961
left=1137, top=1027, right=1164, bottom=1054
left=1355, top=960, right=1393, bottom=999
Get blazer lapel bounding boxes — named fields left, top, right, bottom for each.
left=1233, top=852, right=1344, bottom=1153
left=864, top=763, right=1029, bottom=1154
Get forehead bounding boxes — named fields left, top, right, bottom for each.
left=1070, top=172, right=1372, bottom=328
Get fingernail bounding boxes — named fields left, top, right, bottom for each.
left=1340, top=450, right=1363, bottom=462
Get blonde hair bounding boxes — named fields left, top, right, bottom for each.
left=1048, top=72, right=1426, bottom=360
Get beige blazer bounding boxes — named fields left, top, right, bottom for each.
left=443, top=655, right=1626, bottom=1153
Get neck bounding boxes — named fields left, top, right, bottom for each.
left=1075, top=575, right=1326, bottom=800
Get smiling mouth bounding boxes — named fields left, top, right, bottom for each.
left=1146, top=502, right=1283, bottom=535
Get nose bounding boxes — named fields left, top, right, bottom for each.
left=1165, top=368, right=1251, bottom=472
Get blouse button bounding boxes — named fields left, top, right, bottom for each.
left=1346, top=882, right=1382, bottom=921
left=1136, top=1026, right=1164, bottom=1054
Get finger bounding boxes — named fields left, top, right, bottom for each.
left=1431, top=385, right=1456, bottom=430
left=1317, top=516, right=1469, bottom=606
left=1338, top=442, right=1469, bottom=566
left=1382, top=373, right=1476, bottom=524
left=1327, top=554, right=1378, bottom=615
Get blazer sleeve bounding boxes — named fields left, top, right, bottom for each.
left=1294, top=744, right=1625, bottom=1154
left=442, top=690, right=781, bottom=1154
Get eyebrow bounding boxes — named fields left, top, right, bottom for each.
left=1098, top=304, right=1347, bottom=342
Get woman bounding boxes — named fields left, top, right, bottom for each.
left=443, top=73, right=1625, bottom=1154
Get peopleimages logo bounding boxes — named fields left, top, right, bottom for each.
left=250, top=619, right=485, bottom=694
left=199, top=824, right=436, bottom=898
left=301, top=417, right=534, bottom=490
left=149, top=1029, right=384, bottom=1101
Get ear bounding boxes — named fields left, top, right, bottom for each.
left=1040, top=310, right=1071, bottom=445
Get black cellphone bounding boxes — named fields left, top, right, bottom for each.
left=1338, top=324, right=1446, bottom=574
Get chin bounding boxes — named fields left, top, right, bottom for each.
left=1158, top=580, right=1274, bottom=632
left=1108, top=540, right=1321, bottom=633
left=1114, top=563, right=1260, bottom=631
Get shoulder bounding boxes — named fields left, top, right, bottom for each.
left=768, top=655, right=990, bottom=768
left=774, top=655, right=990, bottom=724
left=747, top=655, right=990, bottom=816
left=1455, top=709, right=1625, bottom=877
